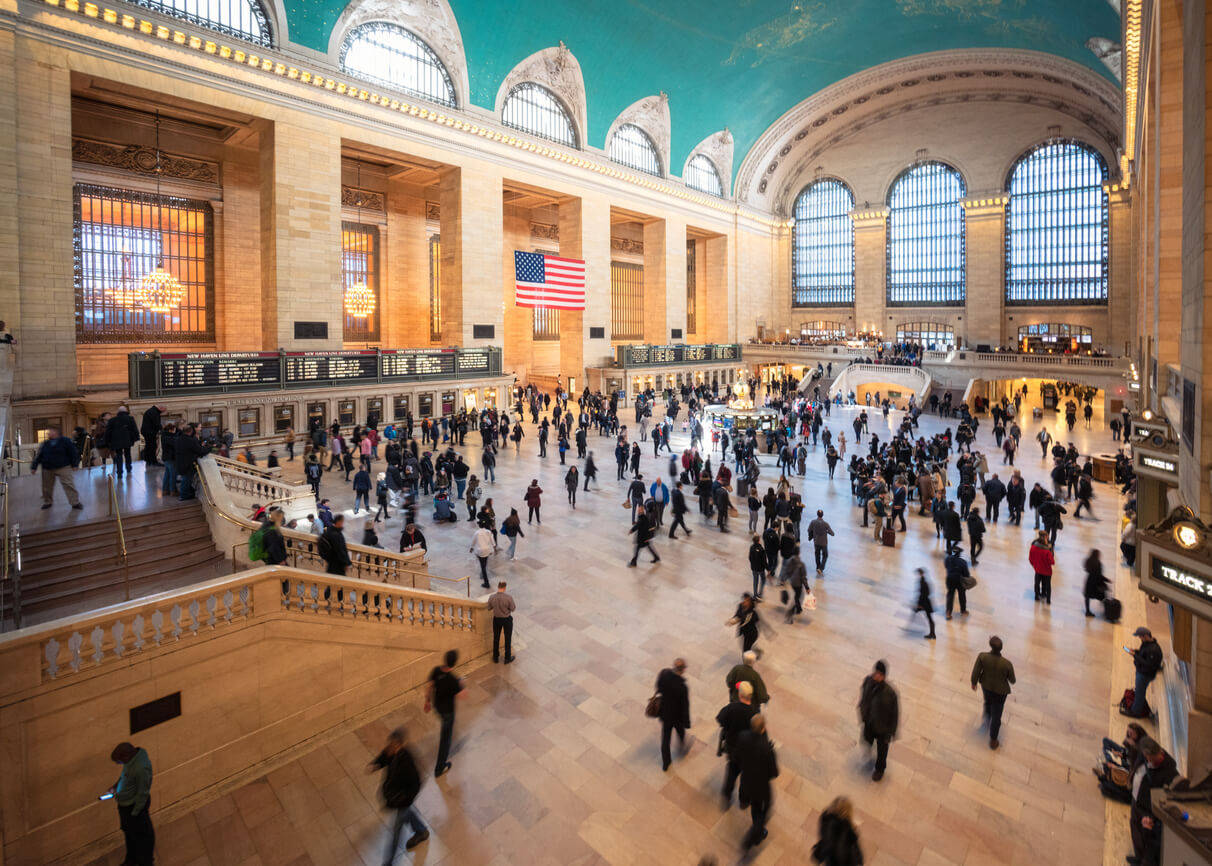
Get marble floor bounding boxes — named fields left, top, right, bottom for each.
left=85, top=395, right=1150, bottom=866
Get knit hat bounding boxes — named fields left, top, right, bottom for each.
left=874, top=659, right=888, bottom=676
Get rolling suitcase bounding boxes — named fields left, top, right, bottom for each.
left=1103, top=597, right=1122, bottom=623
left=881, top=526, right=896, bottom=547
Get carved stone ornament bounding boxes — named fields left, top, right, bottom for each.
left=425, top=201, right=440, bottom=221
left=72, top=138, right=219, bottom=184
left=341, top=186, right=386, bottom=211
left=531, top=223, right=559, bottom=241
left=496, top=44, right=588, bottom=146
left=611, top=238, right=644, bottom=254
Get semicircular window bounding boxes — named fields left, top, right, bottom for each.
left=340, top=22, right=456, bottom=108
left=130, top=0, right=273, bottom=47
left=609, top=124, right=661, bottom=177
left=501, top=83, right=578, bottom=148
left=685, top=154, right=724, bottom=196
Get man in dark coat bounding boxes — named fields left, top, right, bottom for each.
left=628, top=508, right=660, bottom=566
left=1130, top=737, right=1180, bottom=866
left=104, top=406, right=141, bottom=478
left=320, top=514, right=352, bottom=576
left=982, top=473, right=1006, bottom=523
left=942, top=501, right=963, bottom=554
left=655, top=659, right=690, bottom=771
left=668, top=482, right=692, bottom=539
left=716, top=680, right=759, bottom=806
left=368, top=727, right=429, bottom=860
left=857, top=660, right=899, bottom=781
left=736, top=714, right=779, bottom=850
left=139, top=405, right=164, bottom=466
left=173, top=424, right=210, bottom=500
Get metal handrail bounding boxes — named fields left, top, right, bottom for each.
left=107, top=475, right=132, bottom=601
left=1, top=480, right=20, bottom=631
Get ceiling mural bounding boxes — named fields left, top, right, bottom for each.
left=277, top=0, right=1120, bottom=175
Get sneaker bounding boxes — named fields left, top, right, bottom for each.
left=404, top=830, right=429, bottom=850
left=40, top=503, right=52, bottom=510
left=872, top=769, right=884, bottom=782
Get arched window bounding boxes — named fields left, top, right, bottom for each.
left=792, top=179, right=855, bottom=306
left=340, top=23, right=456, bottom=108
left=886, top=162, right=966, bottom=305
left=685, top=154, right=723, bottom=196
left=609, top=124, right=661, bottom=176
left=799, top=321, right=847, bottom=340
left=1017, top=322, right=1093, bottom=351
left=1005, top=141, right=1109, bottom=304
left=502, top=83, right=578, bottom=148
left=896, top=322, right=955, bottom=348
left=130, top=0, right=272, bottom=46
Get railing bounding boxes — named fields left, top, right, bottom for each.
left=106, top=475, right=132, bottom=601
left=1, top=480, right=20, bottom=631
left=745, top=341, right=1129, bottom=371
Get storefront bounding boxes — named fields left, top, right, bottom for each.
left=587, top=343, right=743, bottom=407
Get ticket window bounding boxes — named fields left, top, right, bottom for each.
left=32, top=417, right=63, bottom=443
left=237, top=408, right=260, bottom=438
left=441, top=391, right=456, bottom=416
left=483, top=388, right=498, bottom=409
left=567, top=376, right=577, bottom=394
left=631, top=376, right=641, bottom=394
left=393, top=396, right=410, bottom=421
left=273, top=405, right=294, bottom=434
left=366, top=398, right=383, bottom=428
left=338, top=400, right=356, bottom=427
left=418, top=393, right=434, bottom=417
left=307, top=402, right=326, bottom=430
left=198, top=411, right=223, bottom=443
left=462, top=389, right=478, bottom=411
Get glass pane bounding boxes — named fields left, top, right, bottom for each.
left=502, top=83, right=577, bottom=148
left=793, top=179, right=855, bottom=306
left=340, top=23, right=456, bottom=108
left=886, top=163, right=966, bottom=305
left=609, top=124, right=661, bottom=177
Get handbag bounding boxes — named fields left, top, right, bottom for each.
left=645, top=692, right=661, bottom=719
left=803, top=592, right=818, bottom=611
left=962, top=574, right=978, bottom=590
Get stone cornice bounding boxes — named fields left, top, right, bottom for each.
left=849, top=207, right=889, bottom=227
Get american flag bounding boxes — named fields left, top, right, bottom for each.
left=514, top=251, right=586, bottom=310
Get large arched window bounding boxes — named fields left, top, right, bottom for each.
left=685, top=154, right=723, bottom=196
left=1005, top=141, right=1109, bottom=304
left=340, top=23, right=456, bottom=108
left=792, top=179, right=855, bottom=307
left=886, top=162, right=966, bottom=305
left=609, top=124, right=661, bottom=176
left=502, top=83, right=578, bottom=148
left=896, top=322, right=955, bottom=348
left=1018, top=322, right=1093, bottom=351
left=130, top=0, right=272, bottom=46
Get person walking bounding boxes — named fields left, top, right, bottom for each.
left=1028, top=531, right=1055, bottom=604
left=668, top=482, right=692, bottom=539
left=140, top=405, right=164, bottom=466
left=748, top=535, right=768, bottom=600
left=736, top=714, right=779, bottom=850
left=583, top=450, right=597, bottom=490
left=1083, top=548, right=1109, bottom=617
left=488, top=581, right=515, bottom=663
left=425, top=650, right=464, bottom=777
left=966, top=510, right=985, bottom=567
left=783, top=546, right=809, bottom=623
left=501, top=508, right=524, bottom=560
left=1125, top=627, right=1164, bottom=718
left=31, top=425, right=83, bottom=510
left=368, top=727, right=429, bottom=860
left=944, top=547, right=970, bottom=620
left=628, top=505, right=660, bottom=566
left=106, top=742, right=155, bottom=866
left=470, top=524, right=494, bottom=588
left=649, top=477, right=670, bottom=527
left=942, top=501, right=963, bottom=555
left=911, top=568, right=936, bottom=639
left=352, top=466, right=372, bottom=514
left=320, top=514, right=352, bottom=576
left=104, top=406, right=140, bottom=478
left=971, top=635, right=1016, bottom=749
left=524, top=479, right=543, bottom=525
left=654, top=658, right=690, bottom=771
left=811, top=797, right=863, bottom=866
left=726, top=650, right=770, bottom=707
left=715, top=680, right=759, bottom=807
left=857, top=660, right=899, bottom=781
left=806, top=509, right=834, bottom=575
left=564, top=465, right=579, bottom=508
left=728, top=594, right=761, bottom=654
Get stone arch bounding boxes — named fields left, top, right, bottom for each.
left=494, top=44, right=588, bottom=149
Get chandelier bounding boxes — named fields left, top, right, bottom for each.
left=136, top=111, right=185, bottom=315
left=343, top=159, right=376, bottom=320
left=107, top=251, right=142, bottom=308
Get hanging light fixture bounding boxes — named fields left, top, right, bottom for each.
left=343, top=158, right=376, bottom=320
left=107, top=247, right=142, bottom=309
left=138, top=111, right=186, bottom=315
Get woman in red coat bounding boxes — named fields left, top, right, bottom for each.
left=1028, top=531, right=1056, bottom=605
left=524, top=479, right=543, bottom=525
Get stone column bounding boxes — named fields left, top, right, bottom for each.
left=439, top=164, right=502, bottom=347
left=556, top=193, right=612, bottom=382
left=1157, top=0, right=1184, bottom=377
left=1106, top=184, right=1134, bottom=357
left=662, top=215, right=688, bottom=340
left=961, top=195, right=1007, bottom=348
left=259, top=120, right=342, bottom=350
left=703, top=234, right=730, bottom=343
left=10, top=40, right=77, bottom=398
left=501, top=206, right=532, bottom=377
left=385, top=180, right=430, bottom=347
left=851, top=208, right=888, bottom=336
left=218, top=143, right=261, bottom=351
left=642, top=220, right=668, bottom=344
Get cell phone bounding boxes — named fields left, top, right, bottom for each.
left=1123, top=646, right=1133, bottom=654
left=98, top=792, right=113, bottom=801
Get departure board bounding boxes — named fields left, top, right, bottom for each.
left=158, top=353, right=281, bottom=391
left=381, top=349, right=457, bottom=380
left=283, top=352, right=378, bottom=384
left=615, top=344, right=742, bottom=367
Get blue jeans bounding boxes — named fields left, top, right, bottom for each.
left=456, top=478, right=466, bottom=499
left=752, top=568, right=765, bottom=598
left=1131, top=671, right=1154, bottom=716
left=384, top=805, right=426, bottom=864
left=354, top=491, right=369, bottom=512
left=484, top=465, right=495, bottom=482
left=161, top=459, right=177, bottom=494
left=178, top=470, right=196, bottom=500
left=507, top=535, right=518, bottom=558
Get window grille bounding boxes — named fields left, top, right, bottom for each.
left=686, top=239, right=697, bottom=335
left=128, top=0, right=272, bottom=46
left=610, top=261, right=643, bottom=340
left=895, top=321, right=955, bottom=348
left=792, top=179, right=855, bottom=306
left=502, top=83, right=577, bottom=148
left=886, top=162, right=966, bottom=305
left=609, top=124, right=661, bottom=176
left=429, top=234, right=442, bottom=342
left=685, top=154, right=723, bottom=196
left=339, top=23, right=456, bottom=108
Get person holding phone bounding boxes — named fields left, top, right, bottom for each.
left=106, top=741, right=154, bottom=865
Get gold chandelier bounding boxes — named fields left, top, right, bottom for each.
left=343, top=159, right=376, bottom=320
left=136, top=111, right=185, bottom=315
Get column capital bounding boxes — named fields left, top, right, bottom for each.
left=1103, top=181, right=1132, bottom=206
left=850, top=207, right=889, bottom=228
left=960, top=194, right=1009, bottom=218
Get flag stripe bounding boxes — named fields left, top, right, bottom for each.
left=514, top=249, right=585, bottom=310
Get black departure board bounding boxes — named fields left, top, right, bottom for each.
left=615, top=344, right=742, bottom=367
left=129, top=347, right=503, bottom=398
left=159, top=353, right=282, bottom=391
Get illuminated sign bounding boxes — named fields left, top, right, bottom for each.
left=1152, top=558, right=1212, bottom=602
left=1142, top=455, right=1176, bottom=474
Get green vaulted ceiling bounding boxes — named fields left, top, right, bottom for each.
left=281, top=0, right=1121, bottom=176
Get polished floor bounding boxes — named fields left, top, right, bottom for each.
left=85, top=394, right=1145, bottom=866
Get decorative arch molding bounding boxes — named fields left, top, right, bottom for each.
left=326, top=0, right=469, bottom=109
left=606, top=94, right=670, bottom=174
left=495, top=44, right=588, bottom=149
left=684, top=129, right=734, bottom=196
left=881, top=154, right=971, bottom=204
left=995, top=135, right=1109, bottom=195
left=737, top=49, right=1122, bottom=213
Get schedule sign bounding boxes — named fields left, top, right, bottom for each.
left=284, top=351, right=378, bottom=384
left=615, top=343, right=743, bottom=367
left=159, top=352, right=281, bottom=391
